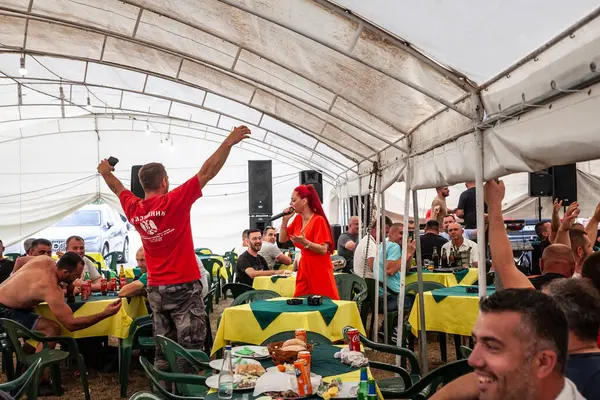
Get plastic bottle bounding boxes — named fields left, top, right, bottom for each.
left=218, top=345, right=234, bottom=399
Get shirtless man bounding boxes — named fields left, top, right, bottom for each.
left=0, top=252, right=121, bottom=339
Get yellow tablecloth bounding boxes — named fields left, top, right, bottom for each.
left=253, top=275, right=297, bottom=297
left=34, top=296, right=149, bottom=339
left=212, top=299, right=365, bottom=354
left=408, top=290, right=481, bottom=337
left=405, top=268, right=478, bottom=287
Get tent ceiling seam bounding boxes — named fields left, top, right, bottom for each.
left=215, top=0, right=475, bottom=119
left=0, top=8, right=406, bottom=146
left=313, top=0, right=475, bottom=91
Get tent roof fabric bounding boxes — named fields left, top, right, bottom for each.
left=1, top=0, right=600, bottom=247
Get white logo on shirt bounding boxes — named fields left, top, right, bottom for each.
left=140, top=219, right=158, bottom=235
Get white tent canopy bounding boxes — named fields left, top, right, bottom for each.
left=1, top=0, right=600, bottom=251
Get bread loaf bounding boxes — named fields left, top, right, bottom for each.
left=280, top=344, right=306, bottom=352
left=282, top=339, right=306, bottom=348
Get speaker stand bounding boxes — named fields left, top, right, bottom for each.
left=537, top=197, right=542, bottom=222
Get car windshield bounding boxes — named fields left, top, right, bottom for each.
left=55, top=210, right=101, bottom=227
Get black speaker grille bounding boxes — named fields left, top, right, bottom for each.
left=131, top=165, right=144, bottom=199
left=248, top=161, right=273, bottom=215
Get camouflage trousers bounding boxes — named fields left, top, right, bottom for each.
left=146, top=280, right=207, bottom=372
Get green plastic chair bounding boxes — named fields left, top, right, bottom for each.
left=0, top=358, right=41, bottom=399
left=103, top=251, right=123, bottom=273
left=343, top=326, right=420, bottom=397
left=4, top=253, right=21, bottom=262
left=331, top=255, right=347, bottom=271
left=221, top=282, right=254, bottom=300
left=334, top=274, right=368, bottom=306
left=460, top=346, right=473, bottom=359
left=195, top=248, right=213, bottom=255
left=395, top=359, right=473, bottom=399
left=201, top=257, right=225, bottom=303
left=261, top=330, right=332, bottom=346
left=0, top=319, right=90, bottom=400
left=0, top=330, right=17, bottom=381
left=154, top=335, right=210, bottom=397
left=119, top=315, right=154, bottom=398
left=231, top=289, right=280, bottom=306
left=139, top=356, right=206, bottom=400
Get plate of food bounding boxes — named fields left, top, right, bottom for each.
left=205, top=364, right=266, bottom=391
left=209, top=357, right=261, bottom=371
left=232, top=345, right=270, bottom=359
left=317, top=378, right=358, bottom=400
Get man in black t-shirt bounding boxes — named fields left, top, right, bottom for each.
left=419, top=220, right=448, bottom=261
left=528, top=244, right=575, bottom=289
left=456, top=182, right=487, bottom=229
left=235, top=229, right=285, bottom=286
left=0, top=240, right=14, bottom=284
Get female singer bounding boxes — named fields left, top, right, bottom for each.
left=279, top=185, right=340, bottom=300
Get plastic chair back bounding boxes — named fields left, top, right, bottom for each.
left=231, top=289, right=279, bottom=306
left=400, top=359, right=473, bottom=399
left=139, top=356, right=205, bottom=400
left=154, top=336, right=209, bottom=396
left=0, top=319, right=36, bottom=366
left=4, top=253, right=21, bottom=262
left=103, top=251, right=123, bottom=272
left=221, top=282, right=254, bottom=299
left=128, top=391, right=163, bottom=400
left=203, top=287, right=216, bottom=315
left=194, top=248, right=213, bottom=255
left=459, top=346, right=473, bottom=359
left=334, top=274, right=367, bottom=304
left=0, top=358, right=41, bottom=399
left=200, top=257, right=224, bottom=278
left=261, top=331, right=332, bottom=346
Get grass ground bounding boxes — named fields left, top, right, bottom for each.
left=0, top=298, right=460, bottom=399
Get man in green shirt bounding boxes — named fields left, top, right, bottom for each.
left=119, top=247, right=147, bottom=297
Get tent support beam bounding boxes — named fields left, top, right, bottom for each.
left=373, top=174, right=382, bottom=343
left=474, top=129, right=487, bottom=298
left=0, top=8, right=408, bottom=153
left=215, top=0, right=476, bottom=120
left=381, top=183, right=388, bottom=345
left=396, top=160, right=412, bottom=364
left=412, top=189, right=428, bottom=374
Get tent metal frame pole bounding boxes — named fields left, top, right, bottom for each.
left=412, top=189, right=429, bottom=374
left=381, top=183, right=388, bottom=345
left=474, top=129, right=487, bottom=298
left=396, top=162, right=412, bottom=365
left=372, top=179, right=382, bottom=343
left=357, top=179, right=363, bottom=238
left=214, top=0, right=476, bottom=120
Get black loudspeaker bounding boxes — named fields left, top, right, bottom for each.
left=248, top=161, right=272, bottom=215
left=330, top=224, right=342, bottom=246
left=131, top=165, right=145, bottom=198
left=249, top=215, right=270, bottom=232
left=553, top=164, right=577, bottom=205
left=529, top=170, right=553, bottom=197
left=299, top=170, right=323, bottom=203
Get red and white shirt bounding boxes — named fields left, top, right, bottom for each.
left=119, top=176, right=202, bottom=286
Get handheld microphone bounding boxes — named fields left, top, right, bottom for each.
left=269, top=207, right=294, bottom=221
left=107, top=156, right=119, bottom=167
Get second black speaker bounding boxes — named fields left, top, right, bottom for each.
left=131, top=165, right=145, bottom=198
left=299, top=170, right=323, bottom=203
left=248, top=160, right=273, bottom=215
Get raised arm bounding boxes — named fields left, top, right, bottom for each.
left=550, top=198, right=562, bottom=243
left=555, top=202, right=579, bottom=247
left=585, top=202, right=600, bottom=246
left=97, top=159, right=126, bottom=196
left=385, top=239, right=416, bottom=275
left=279, top=210, right=296, bottom=243
left=485, top=180, right=533, bottom=289
left=45, top=287, right=122, bottom=331
left=197, top=126, right=250, bottom=190
left=118, top=280, right=145, bottom=298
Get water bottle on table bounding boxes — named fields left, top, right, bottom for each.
left=218, top=345, right=234, bottom=399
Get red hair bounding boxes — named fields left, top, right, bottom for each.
left=294, top=184, right=334, bottom=254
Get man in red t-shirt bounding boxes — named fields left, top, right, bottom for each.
left=98, top=126, right=250, bottom=371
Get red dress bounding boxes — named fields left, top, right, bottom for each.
left=287, top=215, right=340, bottom=300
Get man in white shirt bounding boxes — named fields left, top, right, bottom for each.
left=259, top=227, right=292, bottom=268
left=353, top=217, right=392, bottom=279
left=441, top=222, right=479, bottom=268
left=62, top=236, right=103, bottom=291
left=234, top=229, right=249, bottom=256
left=431, top=288, right=584, bottom=400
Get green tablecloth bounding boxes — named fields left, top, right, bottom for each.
left=271, top=275, right=291, bottom=283
left=67, top=292, right=121, bottom=312
left=431, top=285, right=496, bottom=303
left=205, top=344, right=358, bottom=400
left=249, top=298, right=339, bottom=330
